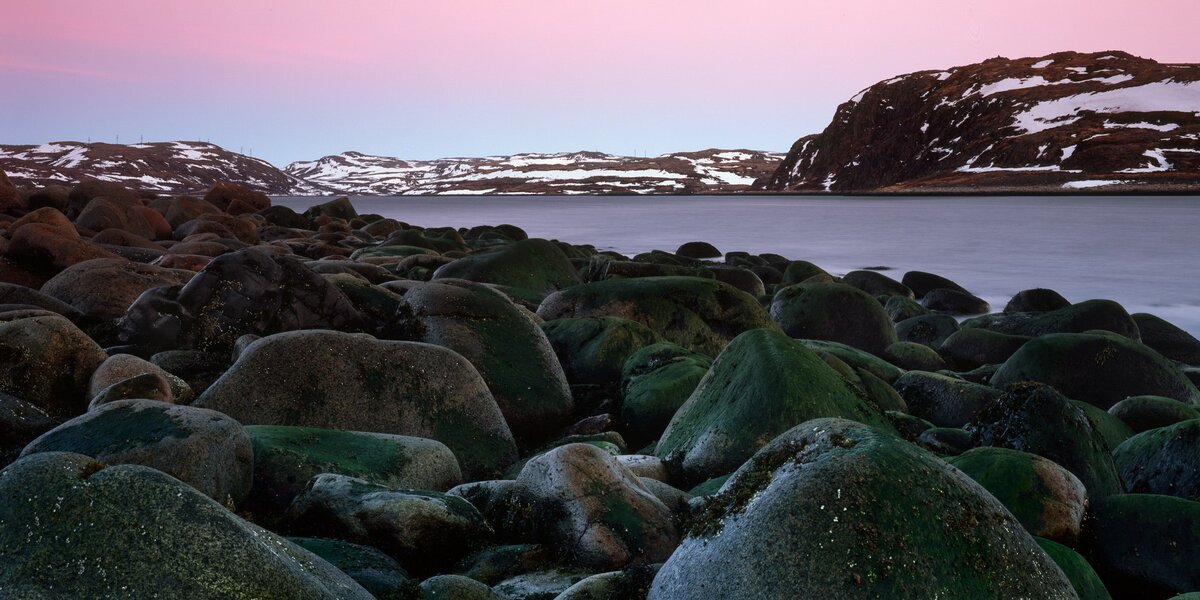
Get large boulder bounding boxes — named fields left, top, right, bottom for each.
left=1034, top=537, right=1112, bottom=600
left=542, top=316, right=662, bottom=387
left=920, top=288, right=990, bottom=315
left=515, top=443, right=680, bottom=569
left=0, top=313, right=107, bottom=419
left=288, top=537, right=421, bottom=600
left=20, top=399, right=252, bottom=503
left=991, top=333, right=1200, bottom=409
left=770, top=283, right=897, bottom=355
left=204, top=181, right=271, bottom=215
left=840, top=270, right=913, bottom=298
left=962, top=299, right=1139, bottom=340
left=1005, top=288, right=1072, bottom=313
left=1108, top=395, right=1200, bottom=433
left=619, top=342, right=712, bottom=448
left=901, top=270, right=970, bottom=298
left=285, top=474, right=492, bottom=575
left=0, top=452, right=372, bottom=598
left=1133, top=312, right=1200, bottom=365
left=1113, top=419, right=1200, bottom=500
left=245, top=425, right=462, bottom=518
left=895, top=313, right=959, bottom=349
left=0, top=392, right=56, bottom=467
left=74, top=196, right=156, bottom=239
left=949, top=447, right=1089, bottom=544
left=656, top=328, right=893, bottom=484
left=1085, top=494, right=1200, bottom=597
left=675, top=241, right=720, bottom=259
left=967, top=383, right=1123, bottom=497
left=0, top=282, right=83, bottom=318
left=892, top=371, right=1002, bottom=428
left=6, top=221, right=118, bottom=276
left=433, top=238, right=580, bottom=295
left=938, top=327, right=1030, bottom=370
left=538, top=276, right=775, bottom=356
left=194, top=330, right=518, bottom=479
left=404, top=280, right=575, bottom=446
left=40, top=258, right=193, bottom=320
left=119, top=247, right=365, bottom=352
left=649, top=419, right=1076, bottom=599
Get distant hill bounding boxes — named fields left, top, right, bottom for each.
left=763, top=51, right=1200, bottom=193
left=284, top=149, right=784, bottom=195
left=0, top=142, right=783, bottom=196
left=0, top=141, right=320, bottom=195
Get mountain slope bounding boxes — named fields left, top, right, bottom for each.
left=0, top=141, right=322, bottom=195
left=765, top=51, right=1200, bottom=192
left=285, top=149, right=784, bottom=195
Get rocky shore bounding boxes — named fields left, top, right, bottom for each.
left=1, top=175, right=1199, bottom=599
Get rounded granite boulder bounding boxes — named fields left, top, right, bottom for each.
left=1108, top=395, right=1200, bottom=433
left=656, top=328, right=893, bottom=484
left=619, top=342, right=712, bottom=448
left=432, top=238, right=581, bottom=296
left=537, top=276, right=775, bottom=356
left=892, top=370, right=1002, bottom=428
left=1113, top=419, right=1200, bottom=501
left=21, top=399, right=253, bottom=504
left=542, top=316, right=663, bottom=387
left=0, top=312, right=108, bottom=420
left=194, top=330, right=518, bottom=480
left=949, top=447, right=1089, bottom=544
left=675, top=241, right=721, bottom=259
left=770, top=282, right=897, bottom=355
left=404, top=279, right=575, bottom=447
left=244, top=425, right=463, bottom=519
left=0, top=452, right=372, bottom=599
left=1084, top=493, right=1200, bottom=597
left=991, top=332, right=1200, bottom=409
left=649, top=418, right=1076, bottom=599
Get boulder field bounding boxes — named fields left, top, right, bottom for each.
left=0, top=180, right=1198, bottom=598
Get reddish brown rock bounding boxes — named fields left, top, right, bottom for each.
left=204, top=181, right=270, bottom=215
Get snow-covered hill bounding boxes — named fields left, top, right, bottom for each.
left=0, top=141, right=321, bottom=195
left=765, top=51, right=1200, bottom=192
left=284, top=149, right=784, bottom=195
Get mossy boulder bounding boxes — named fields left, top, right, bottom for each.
left=1084, top=493, right=1200, bottom=597
left=286, top=474, right=492, bottom=575
left=619, top=342, right=712, bottom=448
left=537, top=276, right=774, bottom=356
left=289, top=537, right=422, bottom=600
left=0, top=452, right=372, bottom=598
left=656, top=329, right=893, bottom=484
left=515, top=443, right=680, bottom=569
left=938, top=327, right=1030, bottom=370
left=675, top=241, right=720, bottom=259
left=421, top=574, right=506, bottom=599
left=432, top=238, right=580, bottom=295
left=949, top=447, right=1088, bottom=544
left=892, top=370, right=1002, bottom=427
left=542, top=317, right=663, bottom=388
left=1005, top=288, right=1071, bottom=313
left=921, top=288, right=990, bottom=315
left=770, top=283, right=897, bottom=355
left=20, top=399, right=252, bottom=504
left=841, top=270, right=913, bottom=298
left=0, top=392, right=55, bottom=467
left=884, top=295, right=928, bottom=322
left=882, top=341, right=946, bottom=371
left=798, top=339, right=905, bottom=383
left=1035, top=537, right=1112, bottom=600
left=405, top=280, right=575, bottom=447
left=967, top=383, right=1123, bottom=497
left=901, top=271, right=971, bottom=298
left=1073, top=400, right=1135, bottom=450
left=1109, top=396, right=1200, bottom=433
left=1113, top=419, right=1200, bottom=500
left=991, top=333, right=1200, bottom=409
left=244, top=425, right=462, bottom=519
left=963, top=299, right=1139, bottom=339
left=779, top=260, right=829, bottom=285
left=649, top=418, right=1075, bottom=599
left=556, top=566, right=659, bottom=600
left=895, top=313, right=959, bottom=349
left=194, top=330, right=518, bottom=480
left=1133, top=312, right=1200, bottom=365
left=0, top=313, right=108, bottom=420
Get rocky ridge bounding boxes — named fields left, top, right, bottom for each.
left=765, top=51, right=1200, bottom=192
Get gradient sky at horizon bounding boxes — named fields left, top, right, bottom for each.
left=2, top=1, right=1198, bottom=166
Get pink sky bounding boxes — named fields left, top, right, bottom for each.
left=2, top=1, right=1198, bottom=165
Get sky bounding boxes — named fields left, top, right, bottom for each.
left=2, top=1, right=1198, bottom=166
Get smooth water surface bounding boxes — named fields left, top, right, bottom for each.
left=275, top=195, right=1200, bottom=337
